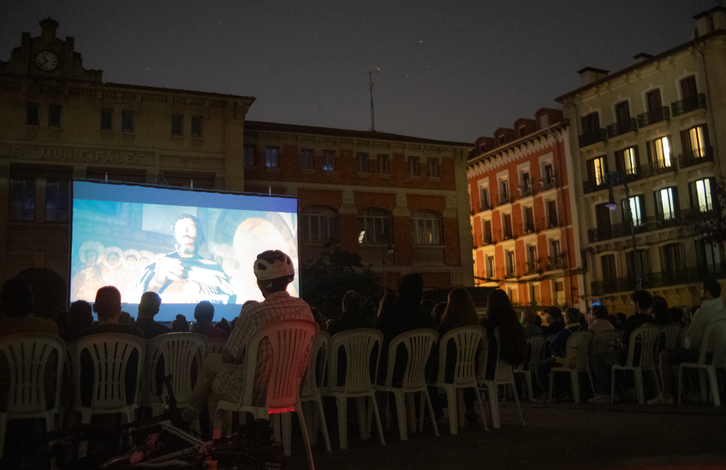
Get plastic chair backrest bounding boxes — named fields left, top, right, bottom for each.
left=561, top=330, right=593, bottom=370
left=0, top=334, right=64, bottom=415
left=328, top=328, right=383, bottom=394
left=624, top=325, right=660, bottom=368
left=490, top=328, right=515, bottom=381
left=206, top=338, right=227, bottom=356
left=524, top=334, right=546, bottom=367
left=591, top=330, right=622, bottom=358
left=300, top=331, right=330, bottom=398
left=436, top=325, right=486, bottom=386
left=146, top=332, right=207, bottom=405
left=384, top=329, right=439, bottom=390
left=696, top=319, right=726, bottom=365
left=238, top=319, right=317, bottom=410
left=74, top=333, right=146, bottom=411
left=660, top=324, right=681, bottom=351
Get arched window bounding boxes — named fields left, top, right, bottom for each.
left=300, top=206, right=337, bottom=243
left=358, top=209, right=391, bottom=245
left=411, top=211, right=442, bottom=245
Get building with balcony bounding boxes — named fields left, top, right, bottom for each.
left=0, top=18, right=474, bottom=311
left=556, top=6, right=726, bottom=313
left=467, top=109, right=584, bottom=310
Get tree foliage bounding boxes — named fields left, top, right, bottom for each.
left=300, top=249, right=382, bottom=322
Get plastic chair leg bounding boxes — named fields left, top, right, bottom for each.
left=487, top=383, right=501, bottom=429
left=510, top=383, right=525, bottom=425
left=707, top=368, right=720, bottom=406
left=315, top=398, right=332, bottom=451
left=423, top=390, right=440, bottom=437
left=405, top=393, right=416, bottom=435
left=368, top=394, right=386, bottom=445
left=295, top=405, right=316, bottom=470
left=525, top=372, right=533, bottom=401
left=355, top=397, right=368, bottom=440
left=677, top=365, right=685, bottom=405
left=634, top=371, right=644, bottom=404
left=699, top=369, right=708, bottom=403
left=456, top=388, right=465, bottom=429
left=336, top=397, right=348, bottom=449
left=570, top=371, right=580, bottom=403
left=474, top=386, right=489, bottom=432
left=394, top=391, right=408, bottom=441
left=445, top=387, right=458, bottom=435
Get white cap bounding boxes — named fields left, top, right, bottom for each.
left=253, top=251, right=294, bottom=281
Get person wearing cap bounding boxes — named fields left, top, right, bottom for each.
left=182, top=250, right=314, bottom=436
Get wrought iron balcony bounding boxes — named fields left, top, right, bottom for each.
left=671, top=94, right=707, bottom=117
left=546, top=254, right=566, bottom=271
left=540, top=177, right=557, bottom=191
left=520, top=183, right=533, bottom=198
left=504, top=269, right=517, bottom=279
left=639, top=159, right=675, bottom=178
left=591, top=264, right=726, bottom=295
left=607, top=118, right=638, bottom=138
left=525, top=261, right=540, bottom=275
left=412, top=246, right=445, bottom=266
left=637, top=107, right=670, bottom=128
left=587, top=216, right=659, bottom=243
left=678, top=146, right=714, bottom=169
left=498, top=194, right=511, bottom=205
left=583, top=180, right=608, bottom=194
left=578, top=128, right=608, bottom=148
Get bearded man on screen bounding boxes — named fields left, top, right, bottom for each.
left=138, top=214, right=236, bottom=303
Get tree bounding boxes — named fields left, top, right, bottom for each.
left=300, top=248, right=382, bottom=322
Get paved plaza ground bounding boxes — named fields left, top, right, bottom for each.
left=285, top=401, right=726, bottom=470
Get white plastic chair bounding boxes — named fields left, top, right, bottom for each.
left=73, top=333, right=146, bottom=424
left=430, top=325, right=488, bottom=435
left=206, top=338, right=227, bottom=356
left=213, top=320, right=317, bottom=470
left=0, top=334, right=65, bottom=459
left=677, top=320, right=726, bottom=406
left=514, top=334, right=545, bottom=401
left=379, top=328, right=440, bottom=441
left=610, top=325, right=660, bottom=404
left=478, top=328, right=525, bottom=428
left=548, top=330, right=595, bottom=403
left=660, top=324, right=682, bottom=351
left=327, top=328, right=386, bottom=449
left=142, top=332, right=207, bottom=416
left=299, top=331, right=332, bottom=451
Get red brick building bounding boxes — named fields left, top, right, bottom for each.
left=467, top=109, right=585, bottom=309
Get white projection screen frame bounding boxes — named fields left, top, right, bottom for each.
left=70, top=181, right=299, bottom=322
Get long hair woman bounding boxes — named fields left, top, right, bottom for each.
left=481, top=289, right=526, bottom=380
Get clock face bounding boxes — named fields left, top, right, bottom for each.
left=35, top=50, right=58, bottom=71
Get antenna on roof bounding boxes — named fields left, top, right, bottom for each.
left=368, top=68, right=380, bottom=132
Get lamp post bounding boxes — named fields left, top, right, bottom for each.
left=605, top=171, right=642, bottom=291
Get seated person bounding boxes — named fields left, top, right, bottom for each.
left=649, top=280, right=726, bottom=405
left=135, top=292, right=171, bottom=339
left=326, top=290, right=372, bottom=337
left=541, top=306, right=565, bottom=337
left=535, top=307, right=582, bottom=401
left=588, top=305, right=614, bottom=334
left=0, top=279, right=58, bottom=338
left=60, top=300, right=94, bottom=341
left=521, top=308, right=542, bottom=338
left=192, top=301, right=229, bottom=340
left=588, top=290, right=654, bottom=403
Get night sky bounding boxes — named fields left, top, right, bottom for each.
left=0, top=0, right=716, bottom=143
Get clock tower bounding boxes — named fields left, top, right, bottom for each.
left=0, top=17, right=102, bottom=83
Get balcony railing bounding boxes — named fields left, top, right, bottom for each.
left=359, top=246, right=394, bottom=266
left=578, top=128, right=608, bottom=148
left=546, top=254, right=566, bottom=271
left=474, top=233, right=494, bottom=248
left=583, top=180, right=608, bottom=194
left=412, top=246, right=445, bottom=266
left=300, top=243, right=340, bottom=262
left=591, top=263, right=726, bottom=295
left=639, top=159, right=675, bottom=178
left=502, top=225, right=514, bottom=240
left=504, top=269, right=517, bottom=279
left=520, top=183, right=534, bottom=198
left=671, top=94, right=707, bottom=117
left=587, top=216, right=657, bottom=243
left=540, top=177, right=557, bottom=191
left=637, top=106, right=670, bottom=128
left=498, top=194, right=511, bottom=205
left=607, top=118, right=638, bottom=138
left=679, top=146, right=714, bottom=169
left=525, top=261, right=540, bottom=275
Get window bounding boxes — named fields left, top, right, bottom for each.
left=300, top=148, right=313, bottom=170
left=693, top=178, right=714, bottom=212
left=697, top=239, right=721, bottom=271
left=554, top=281, right=565, bottom=306
left=502, top=213, right=513, bottom=239
left=587, top=156, right=607, bottom=185
left=530, top=284, right=541, bottom=304
left=323, top=150, right=336, bottom=171
left=411, top=211, right=442, bottom=245
left=596, top=203, right=612, bottom=231
left=615, top=101, right=630, bottom=124
left=526, top=244, right=538, bottom=274
left=479, top=186, right=489, bottom=211
left=171, top=114, right=183, bottom=136
left=408, top=156, right=420, bottom=177
left=265, top=147, right=279, bottom=168
left=48, top=104, right=61, bottom=127
left=681, top=125, right=709, bottom=159
left=547, top=200, right=558, bottom=227
left=121, top=110, right=134, bottom=132
left=505, top=249, right=515, bottom=277
left=622, top=195, right=645, bottom=226
left=661, top=243, right=681, bottom=272
left=519, top=126, right=527, bottom=137
left=485, top=255, right=495, bottom=278
left=601, top=254, right=616, bottom=281
left=646, top=89, right=662, bottom=112
left=244, top=145, right=256, bottom=167
left=627, top=250, right=649, bottom=281
left=523, top=206, right=534, bottom=233
left=616, top=147, right=638, bottom=176
left=521, top=171, right=531, bottom=195
left=680, top=75, right=698, bottom=99
left=580, top=112, right=600, bottom=135
left=356, top=153, right=369, bottom=173
left=9, top=178, right=36, bottom=221
left=647, top=136, right=671, bottom=168
left=656, top=187, right=678, bottom=221
left=539, top=114, right=548, bottom=128
left=509, top=287, right=518, bottom=305
left=428, top=158, right=439, bottom=178
left=358, top=209, right=391, bottom=245
left=543, top=163, right=555, bottom=187
left=101, top=109, right=113, bottom=131
left=26, top=103, right=39, bottom=126
left=300, top=207, right=337, bottom=243
left=499, top=179, right=510, bottom=204
left=45, top=179, right=69, bottom=222
left=482, top=219, right=493, bottom=244
left=550, top=239, right=561, bottom=259
left=191, top=116, right=203, bottom=137
left=377, top=154, right=389, bottom=174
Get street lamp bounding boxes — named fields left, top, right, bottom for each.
left=605, top=171, right=642, bottom=291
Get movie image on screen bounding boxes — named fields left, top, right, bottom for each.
left=70, top=181, right=298, bottom=321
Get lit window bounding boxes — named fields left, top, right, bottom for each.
left=356, top=153, right=368, bottom=173
left=377, top=154, right=389, bottom=174
left=649, top=136, right=671, bottom=168
left=323, top=150, right=336, bottom=171
left=428, top=158, right=439, bottom=178
left=411, top=211, right=442, bottom=245
left=408, top=156, right=420, bottom=177
left=358, top=209, right=391, bottom=245
left=588, top=156, right=606, bottom=185
left=687, top=126, right=708, bottom=158
left=300, top=148, right=313, bottom=170
left=300, top=207, right=337, bottom=243
left=658, top=187, right=676, bottom=220
left=265, top=147, right=279, bottom=168
left=623, top=196, right=644, bottom=226
left=695, top=179, right=713, bottom=212
left=622, top=147, right=637, bottom=175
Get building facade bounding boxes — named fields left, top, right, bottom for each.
left=556, top=7, right=726, bottom=313
left=467, top=109, right=584, bottom=310
left=0, top=19, right=473, bottom=311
